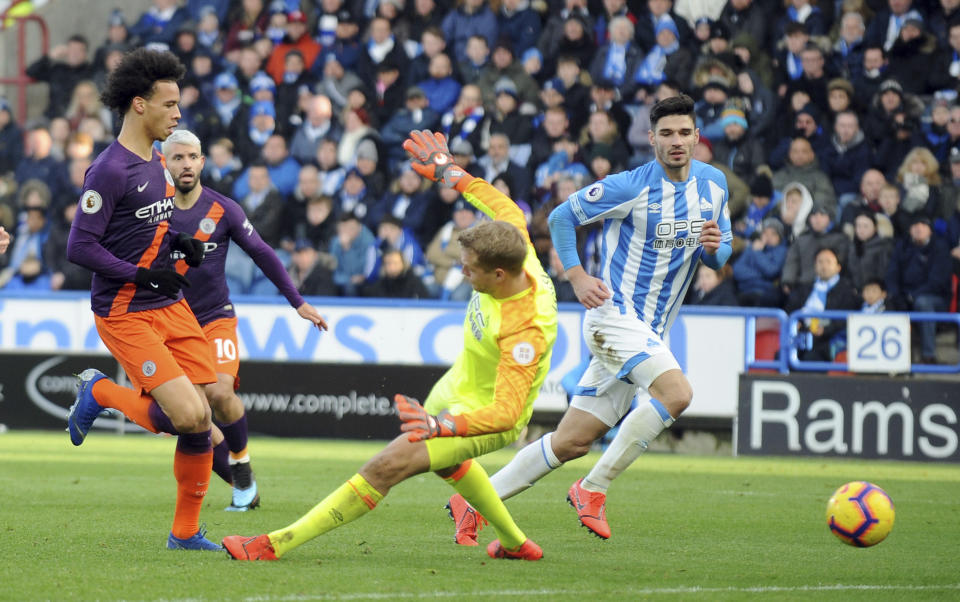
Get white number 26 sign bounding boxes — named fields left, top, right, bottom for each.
left=847, top=314, right=911, bottom=373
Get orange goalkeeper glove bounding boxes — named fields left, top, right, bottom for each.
left=394, top=394, right=467, bottom=442
left=401, top=129, right=471, bottom=190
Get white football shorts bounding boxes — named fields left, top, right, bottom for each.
left=570, top=300, right=680, bottom=427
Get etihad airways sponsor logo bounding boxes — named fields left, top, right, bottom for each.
left=135, top=197, right=175, bottom=223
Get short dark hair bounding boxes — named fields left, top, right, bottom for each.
left=863, top=278, right=887, bottom=292
left=101, top=48, right=186, bottom=114
left=67, top=34, right=88, bottom=47
left=650, top=94, right=696, bottom=129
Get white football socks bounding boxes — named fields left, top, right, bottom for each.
left=582, top=399, right=675, bottom=494
left=489, top=432, right=563, bottom=500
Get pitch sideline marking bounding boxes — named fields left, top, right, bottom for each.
left=160, top=583, right=960, bottom=602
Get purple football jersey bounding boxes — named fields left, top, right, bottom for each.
left=69, top=142, right=181, bottom=317
left=170, top=186, right=305, bottom=327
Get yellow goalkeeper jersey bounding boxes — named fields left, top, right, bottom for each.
left=425, top=178, right=558, bottom=436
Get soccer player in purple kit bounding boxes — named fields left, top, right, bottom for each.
left=65, top=48, right=222, bottom=551
left=162, top=129, right=328, bottom=511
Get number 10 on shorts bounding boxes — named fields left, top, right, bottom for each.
left=215, top=337, right=237, bottom=362
left=847, top=314, right=911, bottom=374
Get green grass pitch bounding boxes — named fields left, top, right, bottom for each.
left=2, top=431, right=959, bottom=601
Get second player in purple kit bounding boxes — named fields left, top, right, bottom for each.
left=163, top=129, right=328, bottom=511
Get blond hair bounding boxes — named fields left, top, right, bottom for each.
left=458, top=220, right=527, bottom=274
left=897, top=147, right=942, bottom=186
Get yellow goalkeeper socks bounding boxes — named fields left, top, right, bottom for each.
left=268, top=473, right=383, bottom=557
left=445, top=459, right=526, bottom=550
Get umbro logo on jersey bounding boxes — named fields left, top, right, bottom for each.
left=648, top=203, right=662, bottom=212
left=137, top=181, right=149, bottom=192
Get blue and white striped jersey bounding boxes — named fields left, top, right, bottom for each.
left=566, top=159, right=732, bottom=337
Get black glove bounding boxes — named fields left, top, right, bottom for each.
left=134, top=267, right=190, bottom=299
left=172, top=232, right=205, bottom=268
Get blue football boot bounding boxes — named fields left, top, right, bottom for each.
left=67, top=369, right=108, bottom=446
left=167, top=525, right=223, bottom=551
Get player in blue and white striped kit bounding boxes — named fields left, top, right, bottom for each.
left=447, top=94, right=734, bottom=544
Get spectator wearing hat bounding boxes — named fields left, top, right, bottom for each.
left=265, top=9, right=321, bottom=85
left=886, top=213, right=952, bottom=363
left=785, top=246, right=861, bottom=362
left=288, top=238, right=338, bottom=296
left=331, top=210, right=378, bottom=296
left=534, top=133, right=590, bottom=198
left=551, top=14, right=598, bottom=77
left=831, top=11, right=866, bottom=81
left=824, top=78, right=857, bottom=129
left=128, top=0, right=191, bottom=49
left=92, top=10, right=131, bottom=74
left=440, top=0, right=499, bottom=66
left=847, top=210, right=894, bottom=290
left=769, top=103, right=829, bottom=170
left=476, top=39, right=541, bottom=111
left=211, top=71, right=244, bottom=136
left=589, top=16, right=642, bottom=99
left=694, top=75, right=731, bottom=141
left=373, top=214, right=433, bottom=286
left=194, top=4, right=227, bottom=54
left=821, top=110, right=872, bottom=205
left=496, top=0, right=541, bottom=57
left=0, top=99, right=23, bottom=177
left=718, top=0, right=768, bottom=54
left=710, top=103, right=765, bottom=182
left=865, top=1, right=923, bottom=51
left=887, top=12, right=948, bottom=95
left=537, top=2, right=593, bottom=75
left=733, top=217, right=788, bottom=307
left=25, top=34, right=94, bottom=120
left=635, top=1, right=692, bottom=53
left=381, top=86, right=441, bottom=167
left=234, top=99, right=278, bottom=163
left=416, top=53, right=462, bottom=115
left=355, top=137, right=387, bottom=197
left=782, top=202, right=851, bottom=293
left=629, top=16, right=693, bottom=96
left=487, top=77, right=534, bottom=155
left=357, top=17, right=410, bottom=89
left=425, top=197, right=480, bottom=301
left=778, top=180, right=814, bottom=243
left=733, top=174, right=780, bottom=241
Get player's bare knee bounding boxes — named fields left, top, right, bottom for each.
left=205, top=382, right=233, bottom=412
left=662, top=384, right=693, bottom=417
left=550, top=432, right=591, bottom=462
left=170, top=402, right=211, bottom=433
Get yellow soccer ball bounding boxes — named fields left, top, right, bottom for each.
left=826, top=481, right=895, bottom=547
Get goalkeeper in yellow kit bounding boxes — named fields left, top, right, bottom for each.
left=222, top=130, right=558, bottom=561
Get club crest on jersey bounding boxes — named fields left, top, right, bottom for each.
left=164, top=168, right=175, bottom=187
left=142, top=360, right=157, bottom=377
left=584, top=183, right=604, bottom=202
left=699, top=197, right=712, bottom=211
left=80, top=190, right=102, bottom=214
left=512, top=342, right=535, bottom=365
left=199, top=218, right=216, bottom=234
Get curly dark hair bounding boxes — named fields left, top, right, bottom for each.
left=650, top=94, right=696, bottom=129
left=101, top=48, right=186, bottom=114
